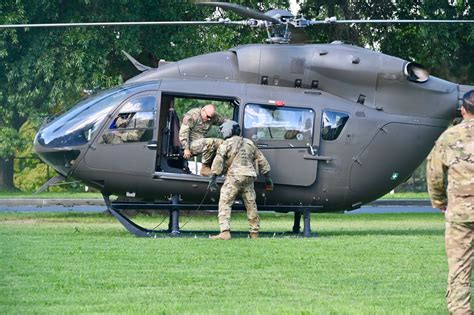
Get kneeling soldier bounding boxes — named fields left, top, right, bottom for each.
left=208, top=120, right=273, bottom=240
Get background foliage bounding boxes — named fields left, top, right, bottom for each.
left=1, top=0, right=472, bottom=192
left=0, top=0, right=285, bottom=191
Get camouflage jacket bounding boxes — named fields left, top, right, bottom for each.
left=178, top=108, right=225, bottom=150
left=211, top=136, right=271, bottom=177
left=101, top=130, right=142, bottom=144
left=427, top=118, right=474, bottom=222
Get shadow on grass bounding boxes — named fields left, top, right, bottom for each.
left=316, top=228, right=443, bottom=237
left=101, top=228, right=444, bottom=239
left=0, top=212, right=444, bottom=239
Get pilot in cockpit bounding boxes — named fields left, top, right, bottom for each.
left=101, top=112, right=142, bottom=144
left=113, top=113, right=134, bottom=129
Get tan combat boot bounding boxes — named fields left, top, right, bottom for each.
left=249, top=232, right=258, bottom=239
left=210, top=230, right=231, bottom=240
left=200, top=164, right=212, bottom=176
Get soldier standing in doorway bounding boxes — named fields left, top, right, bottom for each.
left=427, top=90, right=474, bottom=315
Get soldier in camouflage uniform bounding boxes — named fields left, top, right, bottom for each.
left=208, top=120, right=273, bottom=240
left=427, top=90, right=474, bottom=315
left=101, top=113, right=144, bottom=144
left=179, top=104, right=226, bottom=176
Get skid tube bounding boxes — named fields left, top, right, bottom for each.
left=102, top=193, right=321, bottom=238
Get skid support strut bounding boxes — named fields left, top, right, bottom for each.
left=168, top=194, right=180, bottom=236
left=292, top=211, right=301, bottom=233
left=292, top=208, right=314, bottom=237
left=303, top=208, right=311, bottom=237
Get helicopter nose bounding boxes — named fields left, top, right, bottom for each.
left=34, top=131, right=81, bottom=177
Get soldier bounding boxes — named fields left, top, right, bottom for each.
left=179, top=104, right=226, bottom=176
left=427, top=90, right=474, bottom=315
left=101, top=113, right=143, bottom=144
left=208, top=120, right=273, bottom=240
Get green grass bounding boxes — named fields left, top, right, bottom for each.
left=0, top=211, right=449, bottom=314
left=380, top=192, right=429, bottom=199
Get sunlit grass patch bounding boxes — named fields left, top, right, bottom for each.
left=0, top=211, right=447, bottom=314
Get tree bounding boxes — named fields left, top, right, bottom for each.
left=0, top=0, right=289, bottom=191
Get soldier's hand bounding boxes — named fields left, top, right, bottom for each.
left=439, top=206, right=447, bottom=213
left=264, top=173, right=273, bottom=191
left=208, top=174, right=218, bottom=192
left=183, top=149, right=192, bottom=159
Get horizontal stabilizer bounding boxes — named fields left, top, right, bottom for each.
left=459, top=84, right=474, bottom=98
left=122, top=50, right=153, bottom=72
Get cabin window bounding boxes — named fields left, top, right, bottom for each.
left=243, top=104, right=314, bottom=147
left=321, top=110, right=349, bottom=141
left=100, top=95, right=156, bottom=144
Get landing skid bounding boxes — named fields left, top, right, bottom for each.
left=102, top=193, right=320, bottom=238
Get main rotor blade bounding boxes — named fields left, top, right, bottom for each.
left=196, top=1, right=281, bottom=24
left=308, top=18, right=474, bottom=25
left=0, top=20, right=247, bottom=29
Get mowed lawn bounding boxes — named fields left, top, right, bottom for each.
left=0, top=211, right=449, bottom=314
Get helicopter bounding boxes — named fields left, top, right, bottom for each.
left=3, top=1, right=474, bottom=237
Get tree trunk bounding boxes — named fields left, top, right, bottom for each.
left=0, top=156, right=16, bottom=191
left=328, top=0, right=335, bottom=41
left=0, top=108, right=27, bottom=192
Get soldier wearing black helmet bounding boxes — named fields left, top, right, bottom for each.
left=208, top=120, right=273, bottom=240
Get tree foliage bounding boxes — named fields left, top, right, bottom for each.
left=1, top=1, right=472, bottom=191
left=0, top=0, right=288, bottom=191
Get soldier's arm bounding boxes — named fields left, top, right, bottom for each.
left=124, top=129, right=142, bottom=142
left=179, top=114, right=194, bottom=150
left=255, top=147, right=271, bottom=175
left=426, top=143, right=448, bottom=209
left=211, top=143, right=227, bottom=176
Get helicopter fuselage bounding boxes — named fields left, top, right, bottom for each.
left=34, top=43, right=464, bottom=212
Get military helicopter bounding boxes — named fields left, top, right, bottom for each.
left=3, top=1, right=474, bottom=237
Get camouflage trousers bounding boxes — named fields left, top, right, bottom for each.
left=217, top=175, right=259, bottom=233
left=445, top=221, right=474, bottom=315
left=190, top=138, right=223, bottom=165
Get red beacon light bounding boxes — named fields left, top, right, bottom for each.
left=269, top=100, right=285, bottom=107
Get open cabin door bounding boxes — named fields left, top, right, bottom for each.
left=154, top=92, right=240, bottom=175
left=83, top=92, right=160, bottom=174
left=241, top=103, right=320, bottom=186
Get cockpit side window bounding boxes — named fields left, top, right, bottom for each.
left=243, top=103, right=314, bottom=148
left=100, top=95, right=156, bottom=145
left=321, top=110, right=349, bottom=141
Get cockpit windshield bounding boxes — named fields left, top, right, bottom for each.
left=37, top=83, right=155, bottom=148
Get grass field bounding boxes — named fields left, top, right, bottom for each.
left=0, top=211, right=449, bottom=314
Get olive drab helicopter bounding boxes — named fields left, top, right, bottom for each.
left=3, top=1, right=474, bottom=237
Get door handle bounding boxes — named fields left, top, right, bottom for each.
left=147, top=141, right=158, bottom=150
left=303, top=154, right=333, bottom=161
